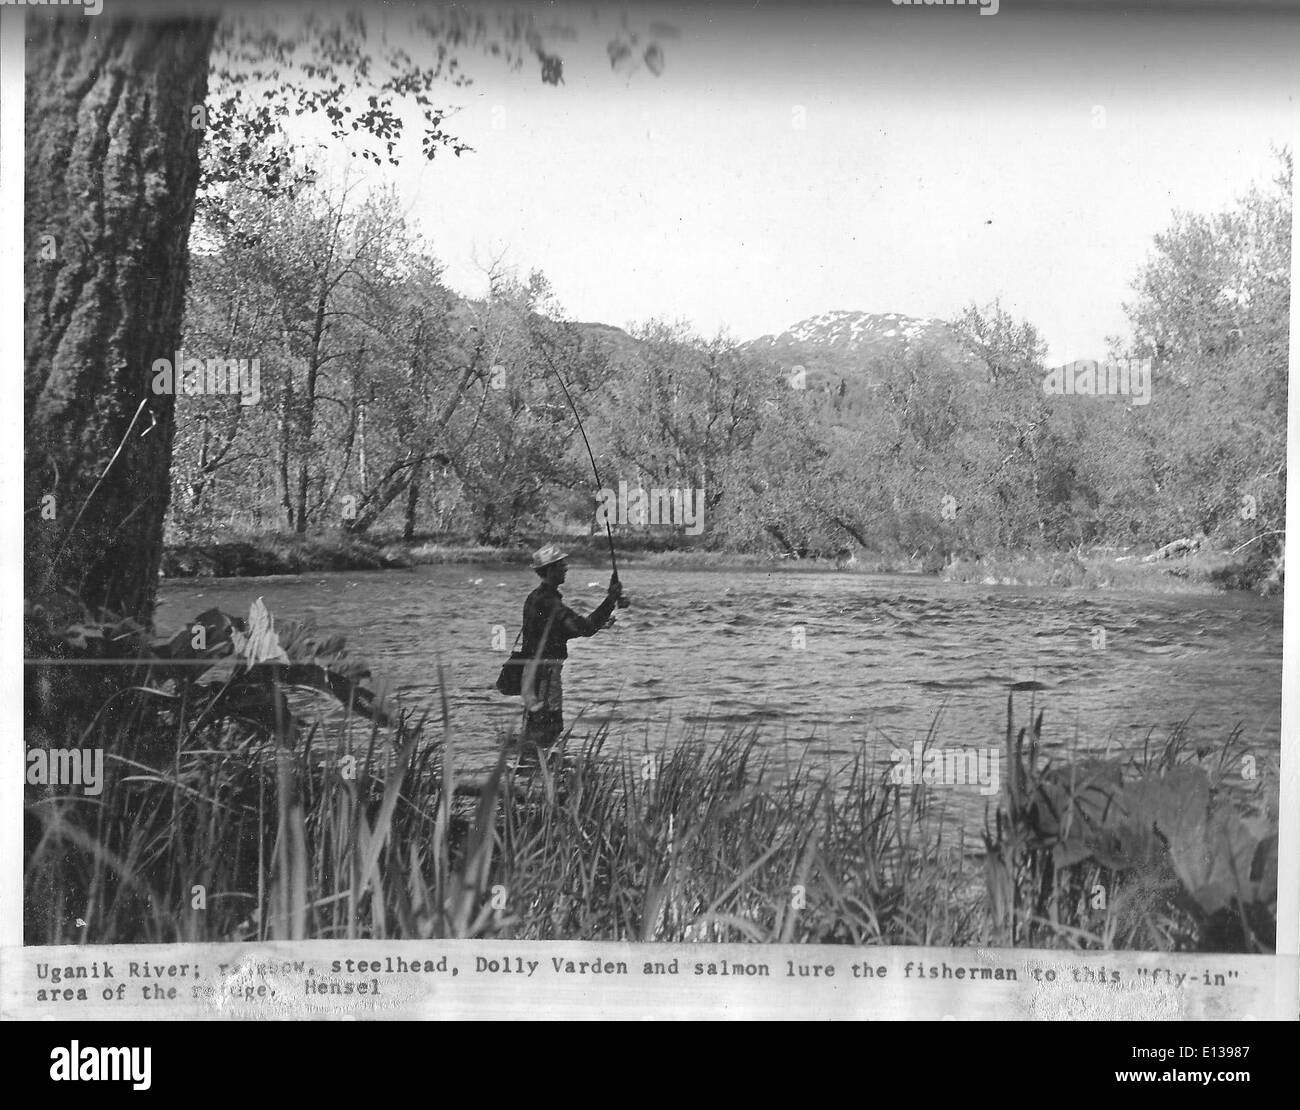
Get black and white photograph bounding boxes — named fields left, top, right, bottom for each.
left=8, top=0, right=1297, bottom=1022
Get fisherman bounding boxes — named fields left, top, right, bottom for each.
left=518, top=544, right=623, bottom=751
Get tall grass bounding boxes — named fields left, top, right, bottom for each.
left=23, top=609, right=1278, bottom=951
left=23, top=697, right=976, bottom=946
left=980, top=693, right=1277, bottom=952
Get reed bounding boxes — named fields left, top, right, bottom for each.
left=23, top=606, right=1277, bottom=951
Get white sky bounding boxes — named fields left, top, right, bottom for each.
left=298, top=2, right=1297, bottom=366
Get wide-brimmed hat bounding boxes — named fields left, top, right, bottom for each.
left=530, top=544, right=569, bottom=570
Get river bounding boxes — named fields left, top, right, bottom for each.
left=156, top=564, right=1283, bottom=785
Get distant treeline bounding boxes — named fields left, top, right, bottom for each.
left=170, top=153, right=1289, bottom=570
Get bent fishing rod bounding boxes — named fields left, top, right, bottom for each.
left=535, top=343, right=630, bottom=608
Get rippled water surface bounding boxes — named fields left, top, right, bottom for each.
left=157, top=565, right=1283, bottom=777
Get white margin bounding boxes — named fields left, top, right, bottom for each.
left=0, top=5, right=24, bottom=950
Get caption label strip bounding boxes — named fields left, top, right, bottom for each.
left=5, top=942, right=1293, bottom=1021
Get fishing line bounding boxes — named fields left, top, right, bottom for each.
left=533, top=339, right=627, bottom=604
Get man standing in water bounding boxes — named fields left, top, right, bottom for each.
left=519, top=544, right=623, bottom=751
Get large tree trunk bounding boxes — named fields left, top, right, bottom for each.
left=25, top=16, right=217, bottom=624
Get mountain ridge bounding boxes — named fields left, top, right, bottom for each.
left=562, top=307, right=1090, bottom=392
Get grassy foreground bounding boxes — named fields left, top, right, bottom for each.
left=24, top=605, right=1278, bottom=951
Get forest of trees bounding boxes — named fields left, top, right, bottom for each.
left=166, top=153, right=1291, bottom=573
left=24, top=8, right=675, bottom=623
left=24, top=10, right=1288, bottom=635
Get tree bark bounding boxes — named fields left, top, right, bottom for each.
left=26, top=17, right=217, bottom=622
left=403, top=471, right=421, bottom=541
left=294, top=280, right=329, bottom=534
left=357, top=400, right=368, bottom=491
left=277, top=378, right=295, bottom=530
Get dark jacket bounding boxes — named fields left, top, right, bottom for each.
left=521, top=581, right=617, bottom=660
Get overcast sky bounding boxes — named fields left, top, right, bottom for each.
left=301, top=2, right=1296, bottom=366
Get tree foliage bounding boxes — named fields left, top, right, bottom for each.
left=169, top=152, right=1290, bottom=580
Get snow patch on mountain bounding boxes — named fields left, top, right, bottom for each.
left=750, top=310, right=951, bottom=351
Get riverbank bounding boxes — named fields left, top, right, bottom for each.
left=162, top=534, right=412, bottom=577
left=160, top=530, right=1281, bottom=593
left=939, top=548, right=1268, bottom=594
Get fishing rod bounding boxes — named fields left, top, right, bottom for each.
left=535, top=343, right=630, bottom=608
